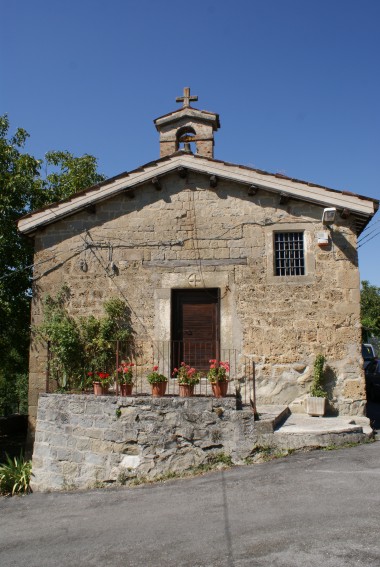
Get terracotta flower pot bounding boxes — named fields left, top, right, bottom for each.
left=211, top=381, right=229, bottom=398
left=93, top=382, right=109, bottom=396
left=151, top=382, right=167, bottom=397
left=120, top=383, right=133, bottom=396
left=179, top=384, right=195, bottom=397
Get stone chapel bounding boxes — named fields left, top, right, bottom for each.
left=18, top=88, right=379, bottom=434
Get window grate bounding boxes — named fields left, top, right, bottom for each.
left=274, top=232, right=305, bottom=276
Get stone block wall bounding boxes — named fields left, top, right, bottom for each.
left=31, top=394, right=268, bottom=491
left=28, top=171, right=366, bottom=433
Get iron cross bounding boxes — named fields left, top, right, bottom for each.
left=176, top=87, right=198, bottom=108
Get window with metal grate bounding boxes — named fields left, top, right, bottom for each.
left=274, top=232, right=305, bottom=276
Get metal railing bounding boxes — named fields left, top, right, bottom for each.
left=46, top=340, right=256, bottom=407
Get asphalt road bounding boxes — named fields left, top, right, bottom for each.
left=1, top=440, right=380, bottom=567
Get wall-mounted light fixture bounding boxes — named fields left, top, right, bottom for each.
left=322, top=207, right=336, bottom=225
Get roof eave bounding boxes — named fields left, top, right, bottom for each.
left=18, top=153, right=378, bottom=236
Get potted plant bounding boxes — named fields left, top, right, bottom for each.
left=207, top=359, right=230, bottom=397
left=91, top=371, right=113, bottom=396
left=306, top=354, right=327, bottom=416
left=147, top=366, right=168, bottom=397
left=117, top=360, right=134, bottom=396
left=172, top=362, right=200, bottom=397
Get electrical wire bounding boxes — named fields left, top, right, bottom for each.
left=0, top=245, right=82, bottom=281
left=1, top=214, right=336, bottom=283
left=79, top=230, right=149, bottom=335
left=358, top=229, right=380, bottom=248
left=358, top=217, right=380, bottom=236
left=357, top=221, right=380, bottom=244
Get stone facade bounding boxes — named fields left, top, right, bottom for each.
left=28, top=170, right=365, bottom=427
left=21, top=93, right=378, bottom=438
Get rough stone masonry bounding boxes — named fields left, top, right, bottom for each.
left=31, top=394, right=259, bottom=490
left=31, top=394, right=372, bottom=492
left=28, top=172, right=366, bottom=428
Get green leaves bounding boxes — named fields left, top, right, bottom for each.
left=0, top=115, right=106, bottom=410
left=0, top=374, right=28, bottom=416
left=310, top=354, right=327, bottom=398
left=361, top=280, right=380, bottom=339
left=42, top=150, right=105, bottom=202
left=0, top=116, right=40, bottom=392
left=0, top=453, right=32, bottom=496
left=38, top=290, right=132, bottom=390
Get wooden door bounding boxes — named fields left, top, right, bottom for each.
left=171, top=289, right=220, bottom=375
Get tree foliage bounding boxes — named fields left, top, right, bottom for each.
left=361, top=280, right=380, bottom=339
left=0, top=115, right=105, bottom=413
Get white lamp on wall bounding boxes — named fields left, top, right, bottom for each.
left=322, top=207, right=337, bottom=225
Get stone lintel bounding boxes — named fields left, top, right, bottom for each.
left=144, top=258, right=247, bottom=268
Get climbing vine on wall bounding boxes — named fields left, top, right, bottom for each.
left=37, top=285, right=132, bottom=390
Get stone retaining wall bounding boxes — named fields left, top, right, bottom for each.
left=32, top=394, right=273, bottom=491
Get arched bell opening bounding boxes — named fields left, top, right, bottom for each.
left=176, top=126, right=197, bottom=153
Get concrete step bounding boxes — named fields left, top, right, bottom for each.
left=273, top=412, right=373, bottom=449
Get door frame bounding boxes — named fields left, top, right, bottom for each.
left=171, top=288, right=221, bottom=373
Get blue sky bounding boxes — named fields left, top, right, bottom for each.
left=2, top=0, right=379, bottom=285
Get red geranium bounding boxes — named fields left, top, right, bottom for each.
left=117, top=360, right=134, bottom=385
left=207, top=360, right=230, bottom=383
left=172, top=362, right=200, bottom=385
left=97, top=372, right=110, bottom=381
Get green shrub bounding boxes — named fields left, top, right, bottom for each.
left=0, top=453, right=32, bottom=495
left=310, top=354, right=327, bottom=398
left=37, top=286, right=132, bottom=390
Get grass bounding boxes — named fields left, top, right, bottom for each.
left=321, top=437, right=375, bottom=451
left=0, top=453, right=32, bottom=496
left=128, top=452, right=234, bottom=486
left=244, top=446, right=295, bottom=464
